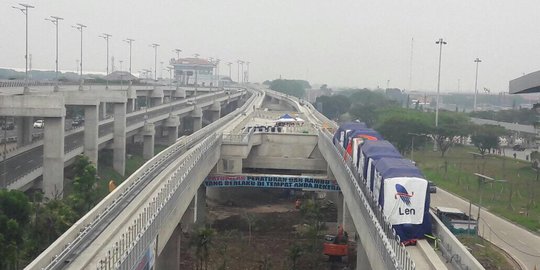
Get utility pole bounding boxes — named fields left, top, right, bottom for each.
left=72, top=23, right=87, bottom=90
left=124, top=38, right=135, bottom=74
left=99, top=33, right=112, bottom=89
left=151, top=43, right=160, bottom=81
left=45, top=16, right=63, bottom=92
left=473, top=58, right=482, bottom=112
left=12, top=3, right=34, bottom=93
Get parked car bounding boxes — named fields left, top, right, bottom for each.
left=33, top=120, right=44, bottom=128
left=71, top=117, right=84, bottom=126
left=428, top=181, right=437, bottom=193
left=513, top=144, right=526, bottom=151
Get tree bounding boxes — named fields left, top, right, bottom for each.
left=287, top=244, right=303, bottom=270
left=0, top=190, right=31, bottom=269
left=68, top=155, right=99, bottom=215
left=269, top=79, right=309, bottom=98
left=432, top=112, right=472, bottom=157
left=243, top=211, right=258, bottom=245
left=315, top=95, right=351, bottom=120
left=471, top=124, right=506, bottom=155
left=375, top=112, right=432, bottom=154
left=190, top=227, right=215, bottom=270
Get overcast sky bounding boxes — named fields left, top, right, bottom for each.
left=1, top=0, right=540, bottom=93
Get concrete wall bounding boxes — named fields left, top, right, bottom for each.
left=431, top=211, right=484, bottom=270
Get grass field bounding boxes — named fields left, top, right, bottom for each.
left=413, top=144, right=540, bottom=232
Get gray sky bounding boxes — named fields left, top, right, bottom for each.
left=2, top=0, right=540, bottom=93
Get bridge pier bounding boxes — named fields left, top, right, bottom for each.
left=83, top=105, right=99, bottom=166
left=126, top=83, right=137, bottom=113
left=172, top=87, right=186, bottom=99
left=164, top=115, right=180, bottom=145
left=15, top=116, right=33, bottom=146
left=150, top=87, right=164, bottom=107
left=99, top=102, right=107, bottom=120
left=141, top=122, right=155, bottom=160
left=156, top=222, right=182, bottom=270
left=191, top=106, right=203, bottom=132
left=194, top=185, right=207, bottom=226
left=43, top=116, right=65, bottom=198
left=113, top=102, right=127, bottom=176
left=208, top=101, right=221, bottom=122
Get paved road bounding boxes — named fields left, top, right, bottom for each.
left=431, top=188, right=540, bottom=269
left=0, top=92, right=233, bottom=186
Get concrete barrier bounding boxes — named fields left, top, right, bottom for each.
left=430, top=210, right=485, bottom=270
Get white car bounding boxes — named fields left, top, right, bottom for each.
left=33, top=120, right=44, bottom=128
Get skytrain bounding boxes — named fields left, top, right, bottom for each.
left=333, top=122, right=431, bottom=245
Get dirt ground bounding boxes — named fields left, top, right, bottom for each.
left=179, top=189, right=355, bottom=270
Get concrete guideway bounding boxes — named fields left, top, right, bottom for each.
left=26, top=86, right=264, bottom=270
left=432, top=188, right=540, bottom=269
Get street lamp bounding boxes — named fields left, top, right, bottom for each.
left=474, top=173, right=507, bottom=236
left=99, top=33, right=112, bottom=89
left=435, top=38, right=447, bottom=127
left=72, top=23, right=87, bottom=90
left=45, top=16, right=63, bottom=92
left=150, top=43, right=160, bottom=81
left=173, top=49, right=182, bottom=59
left=12, top=3, right=34, bottom=94
left=124, top=38, right=135, bottom=74
left=473, top=58, right=482, bottom=112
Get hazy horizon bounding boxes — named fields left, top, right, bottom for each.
left=2, top=0, right=540, bottom=93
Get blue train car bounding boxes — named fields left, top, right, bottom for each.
left=372, top=157, right=431, bottom=245
left=358, top=140, right=402, bottom=190
left=333, top=122, right=367, bottom=148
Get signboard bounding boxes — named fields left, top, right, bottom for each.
left=383, top=177, right=427, bottom=225
left=135, top=238, right=156, bottom=270
left=204, top=175, right=340, bottom=191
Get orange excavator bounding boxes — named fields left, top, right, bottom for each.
left=323, top=225, right=349, bottom=262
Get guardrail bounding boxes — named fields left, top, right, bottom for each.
left=27, top=86, right=259, bottom=269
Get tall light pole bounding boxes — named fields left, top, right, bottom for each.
left=45, top=16, right=63, bottom=92
left=12, top=3, right=34, bottom=94
left=151, top=43, right=160, bottom=81
left=99, top=33, right=112, bottom=89
left=435, top=38, right=447, bottom=128
left=193, top=54, right=200, bottom=96
left=72, top=23, right=87, bottom=90
left=124, top=38, right=134, bottom=74
left=173, top=49, right=182, bottom=60
left=215, top=59, right=220, bottom=87
left=473, top=58, right=482, bottom=112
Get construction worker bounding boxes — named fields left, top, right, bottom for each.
left=108, top=180, right=117, bottom=192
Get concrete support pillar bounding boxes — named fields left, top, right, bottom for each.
left=156, top=222, right=182, bottom=269
left=173, top=87, right=186, bottom=99
left=194, top=185, right=206, bottom=226
left=151, top=86, right=164, bottom=107
left=191, top=106, right=202, bottom=132
left=127, top=98, right=136, bottom=113
left=83, top=105, right=99, bottom=166
left=126, top=82, right=137, bottom=113
left=113, top=103, right=127, bottom=176
left=99, top=102, right=107, bottom=120
left=208, top=101, right=221, bottom=122
left=164, top=115, right=180, bottom=145
left=43, top=117, right=65, bottom=199
left=15, top=116, right=33, bottom=146
left=356, top=237, right=371, bottom=270
left=343, top=200, right=357, bottom=238
left=141, top=122, right=155, bottom=160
